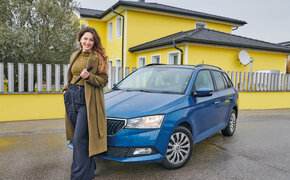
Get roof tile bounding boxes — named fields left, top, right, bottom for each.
left=129, top=28, right=290, bottom=53
left=77, top=1, right=246, bottom=25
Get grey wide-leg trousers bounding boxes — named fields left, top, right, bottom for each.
left=64, top=84, right=96, bottom=180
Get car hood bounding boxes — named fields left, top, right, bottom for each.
left=105, top=90, right=185, bottom=119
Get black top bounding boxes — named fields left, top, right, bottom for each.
left=129, top=28, right=290, bottom=53
left=77, top=1, right=247, bottom=26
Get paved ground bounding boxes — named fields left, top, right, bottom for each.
left=0, top=109, right=290, bottom=180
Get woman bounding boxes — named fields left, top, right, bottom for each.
left=63, top=26, right=108, bottom=180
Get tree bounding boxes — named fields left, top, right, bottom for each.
left=0, top=0, right=80, bottom=64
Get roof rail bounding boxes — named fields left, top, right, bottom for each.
left=145, top=63, right=166, bottom=66
left=195, top=64, right=222, bottom=70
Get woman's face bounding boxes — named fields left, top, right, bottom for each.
left=80, top=32, right=94, bottom=52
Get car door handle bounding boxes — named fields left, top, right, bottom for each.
left=214, top=101, right=220, bottom=105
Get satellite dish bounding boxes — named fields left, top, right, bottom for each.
left=238, top=50, right=250, bottom=66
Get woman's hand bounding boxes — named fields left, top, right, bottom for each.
left=63, top=90, right=67, bottom=95
left=81, top=69, right=90, bottom=80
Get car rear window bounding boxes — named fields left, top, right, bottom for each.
left=211, top=71, right=227, bottom=91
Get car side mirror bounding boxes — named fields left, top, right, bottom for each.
left=193, top=88, right=213, bottom=97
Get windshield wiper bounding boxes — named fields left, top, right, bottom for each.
left=120, top=89, right=155, bottom=93
left=159, top=91, right=180, bottom=94
left=115, top=88, right=179, bottom=94
left=124, top=89, right=149, bottom=92
left=138, top=89, right=155, bottom=93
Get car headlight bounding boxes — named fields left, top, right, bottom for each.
left=125, top=115, right=164, bottom=129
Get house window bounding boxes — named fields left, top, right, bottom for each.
left=138, top=57, right=146, bottom=68
left=108, top=21, right=113, bottom=41
left=168, top=52, right=179, bottom=65
left=152, top=55, right=160, bottom=64
left=195, top=22, right=207, bottom=29
left=116, top=16, right=122, bottom=38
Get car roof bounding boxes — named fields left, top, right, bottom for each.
left=144, top=64, right=224, bottom=71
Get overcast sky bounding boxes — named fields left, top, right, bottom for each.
left=76, top=0, right=290, bottom=44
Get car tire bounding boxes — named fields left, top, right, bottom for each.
left=161, top=126, right=193, bottom=170
left=221, top=109, right=237, bottom=136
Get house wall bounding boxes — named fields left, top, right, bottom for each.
left=105, top=15, right=123, bottom=66
left=125, top=10, right=232, bottom=69
left=133, top=44, right=287, bottom=73
left=206, top=21, right=232, bottom=34
left=1, top=89, right=289, bottom=122
left=0, top=94, right=65, bottom=122
left=81, top=9, right=233, bottom=71
left=239, top=92, right=290, bottom=109
left=287, top=55, right=290, bottom=73
left=125, top=10, right=192, bottom=69
left=187, top=44, right=287, bottom=72
left=133, top=46, right=185, bottom=66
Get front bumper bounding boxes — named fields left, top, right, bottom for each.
left=98, top=128, right=166, bottom=163
left=98, top=150, right=164, bottom=163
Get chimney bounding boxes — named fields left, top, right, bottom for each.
left=139, top=0, right=145, bottom=2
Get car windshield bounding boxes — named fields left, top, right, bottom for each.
left=115, top=66, right=194, bottom=94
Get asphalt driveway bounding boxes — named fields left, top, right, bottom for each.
left=0, top=109, right=290, bottom=180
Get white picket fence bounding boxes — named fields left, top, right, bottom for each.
left=227, top=71, right=290, bottom=92
left=0, top=62, right=289, bottom=93
left=0, top=62, right=135, bottom=93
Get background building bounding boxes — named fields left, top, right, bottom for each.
left=76, top=1, right=290, bottom=74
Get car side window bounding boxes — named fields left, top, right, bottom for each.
left=222, top=72, right=233, bottom=88
left=194, top=70, right=214, bottom=90
left=212, top=71, right=226, bottom=91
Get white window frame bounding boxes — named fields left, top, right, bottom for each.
left=151, top=54, right=161, bottom=64
left=108, top=21, right=113, bottom=41
left=115, top=59, right=121, bottom=83
left=138, top=56, right=146, bottom=68
left=168, top=51, right=180, bottom=65
left=108, top=60, right=113, bottom=89
left=195, top=22, right=207, bottom=29
left=116, top=16, right=122, bottom=38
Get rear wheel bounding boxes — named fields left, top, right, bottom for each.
left=161, top=126, right=193, bottom=169
left=221, top=109, right=237, bottom=136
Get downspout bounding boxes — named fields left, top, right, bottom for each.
left=173, top=39, right=183, bottom=65
left=232, top=26, right=238, bottom=31
left=111, top=7, right=125, bottom=78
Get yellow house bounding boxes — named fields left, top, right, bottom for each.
left=279, top=41, right=290, bottom=73
left=1, top=1, right=290, bottom=122
left=75, top=1, right=290, bottom=74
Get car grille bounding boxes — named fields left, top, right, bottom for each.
left=107, top=118, right=126, bottom=136
left=101, top=146, right=157, bottom=158
left=102, top=146, right=134, bottom=158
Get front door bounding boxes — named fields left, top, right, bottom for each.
left=189, top=70, right=219, bottom=142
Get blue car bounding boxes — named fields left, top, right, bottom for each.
left=99, top=64, right=238, bottom=169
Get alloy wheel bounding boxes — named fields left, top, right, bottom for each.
left=166, top=132, right=190, bottom=164
left=229, top=112, right=236, bottom=133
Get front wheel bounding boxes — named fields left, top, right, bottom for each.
left=161, top=126, right=193, bottom=170
left=221, top=109, right=237, bottom=136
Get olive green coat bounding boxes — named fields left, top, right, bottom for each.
left=64, top=50, right=108, bottom=157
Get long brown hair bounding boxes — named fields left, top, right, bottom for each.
left=78, top=26, right=108, bottom=74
